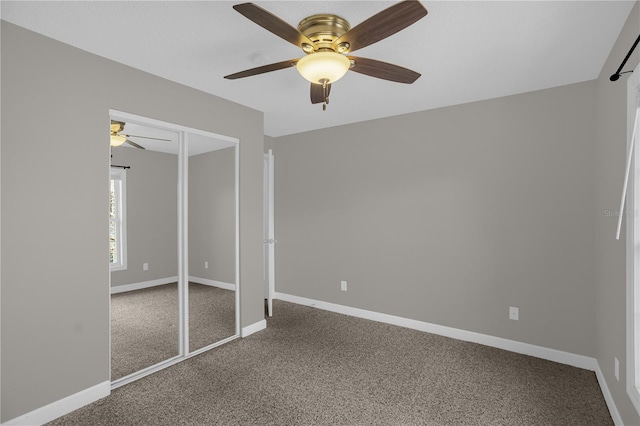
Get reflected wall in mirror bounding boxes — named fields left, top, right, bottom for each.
left=110, top=122, right=179, bottom=381
left=188, top=137, right=237, bottom=352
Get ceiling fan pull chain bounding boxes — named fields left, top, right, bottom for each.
left=321, top=79, right=330, bottom=111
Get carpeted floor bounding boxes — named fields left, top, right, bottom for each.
left=57, top=300, right=612, bottom=425
left=111, top=283, right=236, bottom=380
left=189, top=283, right=236, bottom=352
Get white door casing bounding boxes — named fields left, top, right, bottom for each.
left=264, top=150, right=275, bottom=317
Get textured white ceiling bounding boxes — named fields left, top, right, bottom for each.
left=1, top=1, right=636, bottom=136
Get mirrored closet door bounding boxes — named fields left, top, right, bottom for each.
left=188, top=137, right=238, bottom=352
left=109, top=111, right=239, bottom=386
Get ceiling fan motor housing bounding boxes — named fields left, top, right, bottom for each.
left=297, top=14, right=351, bottom=52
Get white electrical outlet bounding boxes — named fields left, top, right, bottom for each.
left=205, top=261, right=209, bottom=269
left=143, top=263, right=149, bottom=271
left=615, top=357, right=620, bottom=381
left=341, top=281, right=348, bottom=291
left=509, top=306, right=519, bottom=321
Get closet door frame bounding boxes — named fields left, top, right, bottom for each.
left=109, top=109, right=240, bottom=390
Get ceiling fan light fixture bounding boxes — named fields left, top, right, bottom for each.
left=110, top=134, right=127, bottom=147
left=296, top=51, right=350, bottom=84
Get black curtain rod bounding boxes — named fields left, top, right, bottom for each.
left=111, top=165, right=130, bottom=169
left=610, top=34, right=640, bottom=81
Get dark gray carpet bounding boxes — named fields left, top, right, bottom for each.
left=111, top=283, right=236, bottom=380
left=189, top=283, right=236, bottom=352
left=111, top=283, right=179, bottom=380
left=57, top=300, right=611, bottom=425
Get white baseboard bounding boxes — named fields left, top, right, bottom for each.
left=594, top=364, right=624, bottom=425
left=110, top=276, right=178, bottom=294
left=2, top=381, right=110, bottom=426
left=189, top=276, right=236, bottom=291
left=241, top=319, right=267, bottom=337
left=274, top=292, right=599, bottom=370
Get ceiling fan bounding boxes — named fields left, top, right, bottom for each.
left=110, top=120, right=171, bottom=150
left=224, top=0, right=428, bottom=110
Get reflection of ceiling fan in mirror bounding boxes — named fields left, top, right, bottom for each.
left=110, top=120, right=171, bottom=150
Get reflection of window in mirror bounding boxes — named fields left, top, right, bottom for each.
left=109, top=168, right=127, bottom=271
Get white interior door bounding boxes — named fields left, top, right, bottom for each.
left=264, top=150, right=275, bottom=316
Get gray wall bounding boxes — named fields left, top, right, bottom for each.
left=273, top=80, right=597, bottom=357
left=595, top=2, right=640, bottom=424
left=1, top=21, right=264, bottom=422
left=189, top=147, right=236, bottom=284
left=264, top=136, right=276, bottom=153
left=110, top=147, right=178, bottom=287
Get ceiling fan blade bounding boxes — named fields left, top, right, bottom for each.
left=348, top=57, right=421, bottom=84
left=310, top=83, right=331, bottom=104
left=125, top=139, right=146, bottom=150
left=224, top=59, right=299, bottom=80
left=334, top=0, right=427, bottom=53
left=123, top=134, right=171, bottom=142
left=233, top=3, right=316, bottom=50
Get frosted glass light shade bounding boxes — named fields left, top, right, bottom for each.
left=110, top=135, right=126, bottom=147
left=296, top=52, right=350, bottom=84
